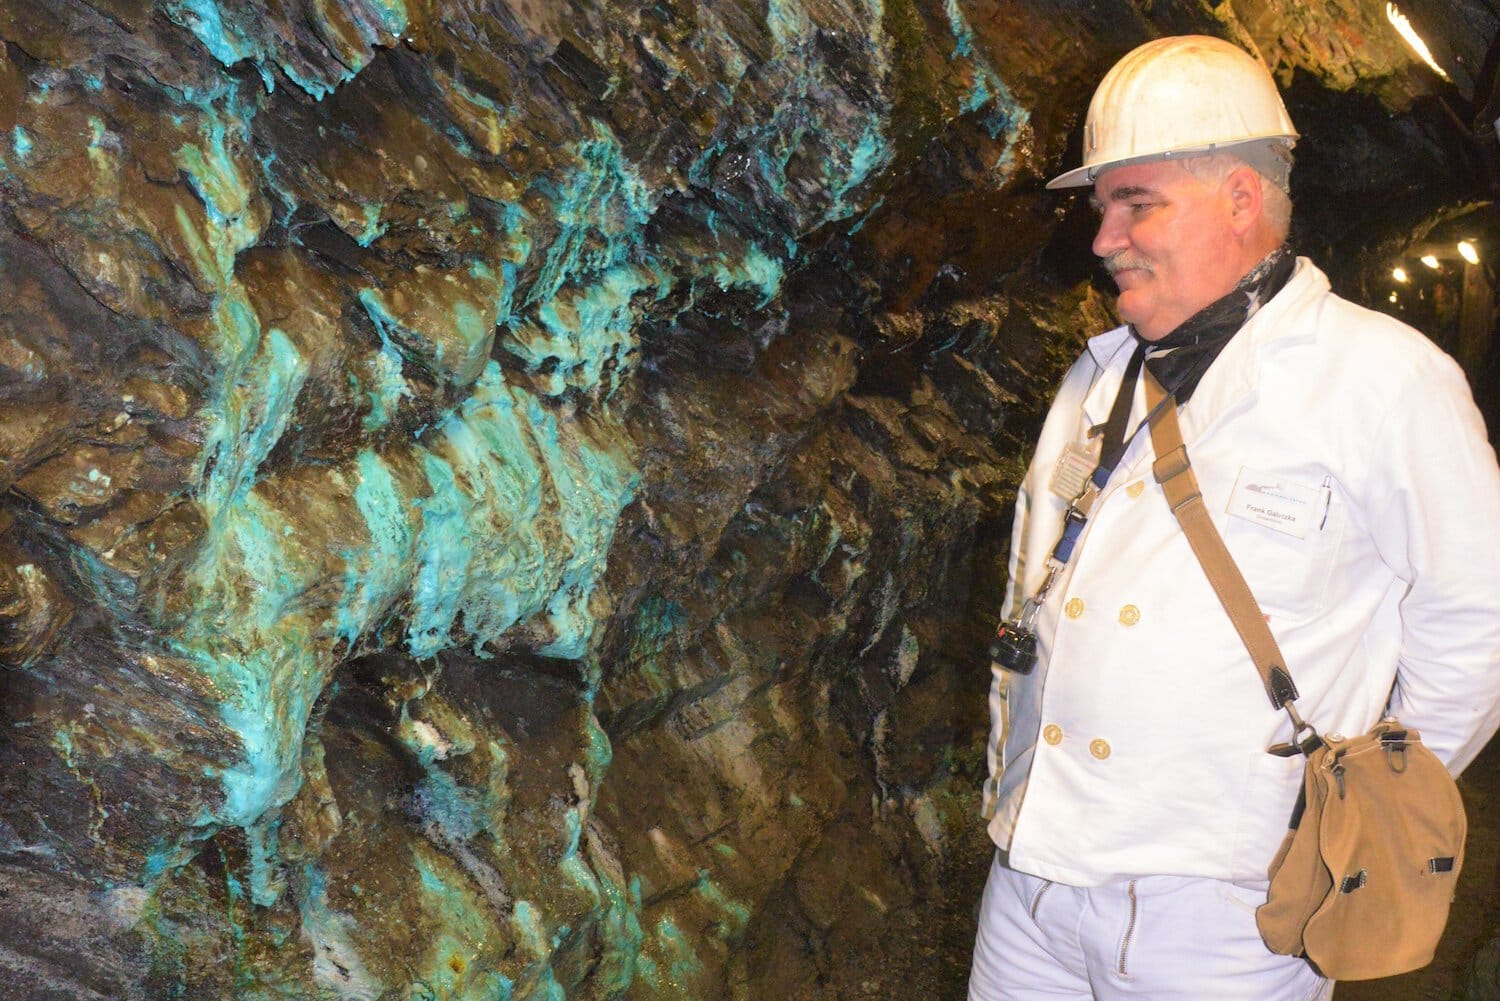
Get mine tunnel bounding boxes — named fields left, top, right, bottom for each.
left=0, top=0, right=1497, bottom=998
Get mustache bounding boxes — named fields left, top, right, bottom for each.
left=1103, top=252, right=1155, bottom=277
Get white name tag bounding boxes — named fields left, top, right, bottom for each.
left=1050, top=440, right=1098, bottom=501
left=1226, top=468, right=1320, bottom=539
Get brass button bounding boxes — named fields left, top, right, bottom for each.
left=1118, top=604, right=1141, bottom=627
left=1127, top=481, right=1146, bottom=498
left=1043, top=724, right=1064, bottom=746
left=1064, top=598, right=1085, bottom=619
left=1090, top=739, right=1111, bottom=760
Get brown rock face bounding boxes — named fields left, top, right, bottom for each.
left=0, top=0, right=1493, bottom=998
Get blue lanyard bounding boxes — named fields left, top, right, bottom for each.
left=1050, top=344, right=1146, bottom=565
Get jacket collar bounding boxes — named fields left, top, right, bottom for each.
left=1080, top=257, right=1329, bottom=440
left=1080, top=327, right=1134, bottom=429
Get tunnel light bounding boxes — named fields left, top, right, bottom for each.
left=1458, top=240, right=1480, bottom=265
left=1389, top=292, right=1399, bottom=303
left=1420, top=254, right=1440, bottom=269
left=1387, top=4, right=1452, bottom=81
left=1392, top=267, right=1409, bottom=283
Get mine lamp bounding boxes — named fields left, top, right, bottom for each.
left=1387, top=3, right=1452, bottom=81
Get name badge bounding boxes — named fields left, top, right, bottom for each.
left=1050, top=440, right=1098, bottom=501
left=1226, top=468, right=1320, bottom=539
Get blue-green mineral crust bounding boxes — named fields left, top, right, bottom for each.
left=0, top=0, right=1046, bottom=995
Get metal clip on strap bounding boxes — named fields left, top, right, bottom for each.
left=1050, top=481, right=1101, bottom=566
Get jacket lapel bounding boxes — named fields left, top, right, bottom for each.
left=1173, top=258, right=1326, bottom=448
left=1081, top=326, right=1136, bottom=431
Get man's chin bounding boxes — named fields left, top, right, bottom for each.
left=1115, top=291, right=1150, bottom=327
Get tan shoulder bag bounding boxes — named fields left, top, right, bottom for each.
left=1144, top=371, right=1466, bottom=981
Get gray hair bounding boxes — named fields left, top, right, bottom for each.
left=1181, top=151, right=1293, bottom=243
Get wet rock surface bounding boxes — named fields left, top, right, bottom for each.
left=0, top=1, right=1495, bottom=998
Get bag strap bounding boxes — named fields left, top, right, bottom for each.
left=1142, top=372, right=1318, bottom=746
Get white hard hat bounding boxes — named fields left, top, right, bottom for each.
left=1047, top=35, right=1298, bottom=190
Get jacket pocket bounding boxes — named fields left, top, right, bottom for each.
left=1221, top=482, right=1344, bottom=623
left=1231, top=750, right=1307, bottom=882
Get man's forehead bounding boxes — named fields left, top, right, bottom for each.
left=1088, top=161, right=1194, bottom=205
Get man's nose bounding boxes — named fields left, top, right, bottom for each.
left=1092, top=209, right=1126, bottom=259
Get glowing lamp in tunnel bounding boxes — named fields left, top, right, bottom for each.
left=1458, top=241, right=1480, bottom=265
left=1386, top=4, right=1452, bottom=81
left=1420, top=254, right=1440, bottom=269
left=1392, top=267, right=1409, bottom=283
left=1389, top=292, right=1399, bottom=303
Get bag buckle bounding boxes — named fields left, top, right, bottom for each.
left=1268, top=703, right=1323, bottom=757
left=1381, top=729, right=1410, bottom=773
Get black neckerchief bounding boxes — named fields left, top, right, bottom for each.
left=1134, top=245, right=1296, bottom=404
left=1048, top=249, right=1296, bottom=570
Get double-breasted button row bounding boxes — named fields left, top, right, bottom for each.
left=1062, top=598, right=1142, bottom=626
left=1040, top=724, right=1111, bottom=760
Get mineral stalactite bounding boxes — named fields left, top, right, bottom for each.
left=0, top=0, right=1492, bottom=998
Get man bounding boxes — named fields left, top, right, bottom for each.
left=970, top=35, right=1500, bottom=1000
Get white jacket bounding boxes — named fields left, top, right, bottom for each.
left=983, top=258, right=1500, bottom=888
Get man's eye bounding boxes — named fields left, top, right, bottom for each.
left=1130, top=202, right=1153, bottom=212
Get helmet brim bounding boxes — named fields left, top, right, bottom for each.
left=1045, top=135, right=1298, bottom=191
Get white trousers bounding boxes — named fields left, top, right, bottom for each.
left=969, top=852, right=1334, bottom=1001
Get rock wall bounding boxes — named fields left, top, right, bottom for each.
left=0, top=1, right=1490, bottom=998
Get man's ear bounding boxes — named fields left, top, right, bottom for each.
left=1225, top=166, right=1264, bottom=237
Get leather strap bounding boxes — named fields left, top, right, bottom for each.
left=1143, top=371, right=1300, bottom=711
